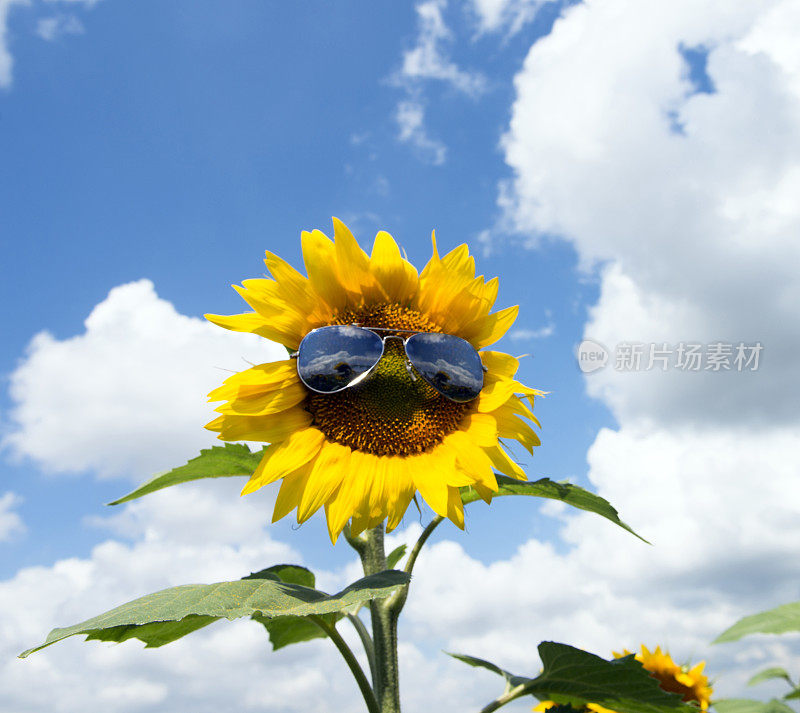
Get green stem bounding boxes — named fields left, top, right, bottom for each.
left=347, top=612, right=377, bottom=690
left=475, top=684, right=527, bottom=713
left=347, top=525, right=401, bottom=713
left=310, top=615, right=380, bottom=713
left=386, top=515, right=443, bottom=617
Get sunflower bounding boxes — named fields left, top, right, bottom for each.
left=205, top=218, right=542, bottom=543
left=535, top=645, right=712, bottom=713
left=613, top=645, right=712, bottom=709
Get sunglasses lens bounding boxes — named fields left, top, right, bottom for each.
left=297, top=326, right=384, bottom=393
left=405, top=333, right=484, bottom=402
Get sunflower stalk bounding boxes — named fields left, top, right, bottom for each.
left=476, top=687, right=527, bottom=713
left=386, top=515, right=443, bottom=616
left=346, top=524, right=402, bottom=713
left=309, top=615, right=380, bottom=713
left=347, top=612, right=378, bottom=691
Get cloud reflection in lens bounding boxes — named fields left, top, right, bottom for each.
left=405, top=333, right=483, bottom=402
left=297, top=326, right=384, bottom=393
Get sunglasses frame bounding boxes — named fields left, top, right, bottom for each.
left=290, top=324, right=487, bottom=401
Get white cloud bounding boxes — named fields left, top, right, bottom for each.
left=0, top=492, right=25, bottom=542
left=499, top=0, right=800, bottom=427
left=393, top=0, right=487, bottom=164
left=470, top=0, right=553, bottom=36
left=36, top=14, right=84, bottom=41
left=2, top=279, right=284, bottom=479
left=1, top=0, right=102, bottom=88
left=396, top=99, right=447, bottom=165
left=0, top=0, right=27, bottom=88
left=479, top=0, right=800, bottom=696
left=400, top=0, right=487, bottom=96
left=394, top=424, right=800, bottom=698
left=0, top=480, right=507, bottom=712
left=509, top=311, right=555, bottom=340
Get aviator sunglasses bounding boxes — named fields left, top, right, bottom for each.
left=292, top=325, right=485, bottom=403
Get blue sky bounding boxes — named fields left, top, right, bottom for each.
left=2, top=1, right=800, bottom=712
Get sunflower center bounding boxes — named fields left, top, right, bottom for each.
left=305, top=304, right=472, bottom=456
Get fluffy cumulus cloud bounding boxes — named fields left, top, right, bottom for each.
left=2, top=279, right=284, bottom=479
left=7, top=2, right=800, bottom=708
left=488, top=0, right=800, bottom=696
left=501, top=0, right=800, bottom=427
left=0, top=481, right=503, bottom=712
left=0, top=491, right=25, bottom=542
left=394, top=426, right=800, bottom=699
left=2, top=279, right=798, bottom=709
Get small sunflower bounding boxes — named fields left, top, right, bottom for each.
left=205, top=218, right=542, bottom=542
left=613, top=645, right=712, bottom=709
left=535, top=645, right=712, bottom=713
left=533, top=644, right=713, bottom=713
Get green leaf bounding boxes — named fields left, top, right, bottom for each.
left=748, top=668, right=793, bottom=688
left=784, top=690, right=800, bottom=701
left=107, top=443, right=262, bottom=505
left=462, top=475, right=647, bottom=543
left=245, top=564, right=316, bottom=588
left=447, top=652, right=517, bottom=686
left=714, top=700, right=796, bottom=713
left=19, top=569, right=409, bottom=658
left=713, top=602, right=800, bottom=644
left=386, top=544, right=408, bottom=570
left=83, top=615, right=218, bottom=648
left=253, top=614, right=330, bottom=650
left=450, top=642, right=694, bottom=713
left=250, top=564, right=340, bottom=651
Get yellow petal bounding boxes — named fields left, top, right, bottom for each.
left=332, top=217, right=384, bottom=304
left=477, top=376, right=516, bottom=413
left=470, top=482, right=495, bottom=504
left=486, top=444, right=527, bottom=480
left=445, top=431, right=498, bottom=491
left=494, top=408, right=541, bottom=453
left=263, top=251, right=322, bottom=316
left=412, top=450, right=453, bottom=517
left=216, top=382, right=307, bottom=416
left=302, top=228, right=349, bottom=311
left=464, top=305, right=519, bottom=349
left=212, top=360, right=296, bottom=389
left=480, top=351, right=519, bottom=379
left=325, top=466, right=369, bottom=542
left=446, top=486, right=465, bottom=529
left=242, top=427, right=326, bottom=494
left=297, top=442, right=350, bottom=523
left=207, top=407, right=312, bottom=442
left=370, top=230, right=419, bottom=304
left=208, top=361, right=301, bottom=402
left=505, top=393, right=542, bottom=428
left=386, top=457, right=415, bottom=531
left=272, top=464, right=313, bottom=522
left=205, top=311, right=301, bottom=348
left=461, top=412, right=498, bottom=447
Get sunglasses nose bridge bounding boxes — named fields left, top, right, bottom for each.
left=377, top=334, right=418, bottom=381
